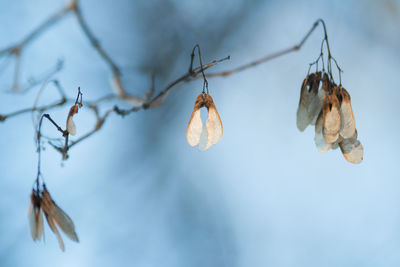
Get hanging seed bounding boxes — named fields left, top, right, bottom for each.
left=40, top=186, right=79, bottom=251
left=339, top=130, right=363, bottom=164
left=322, top=93, right=341, bottom=143
left=337, top=87, right=356, bottom=139
left=28, top=190, right=44, bottom=241
left=66, top=105, right=78, bottom=136
left=296, top=72, right=322, bottom=131
left=314, top=111, right=332, bottom=153
left=186, top=93, right=223, bottom=151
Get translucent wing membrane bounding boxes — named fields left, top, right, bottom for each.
left=186, top=94, right=223, bottom=151
left=53, top=204, right=79, bottom=242
left=46, top=214, right=65, bottom=251
left=66, top=116, right=76, bottom=136
left=28, top=205, right=44, bottom=240
left=206, top=104, right=223, bottom=145
left=296, top=72, right=322, bottom=131
left=338, top=88, right=356, bottom=139
left=314, top=112, right=332, bottom=153
left=66, top=105, right=78, bottom=136
left=186, top=102, right=203, bottom=146
left=40, top=187, right=79, bottom=251
left=28, top=191, right=44, bottom=241
left=339, top=130, right=363, bottom=164
left=198, top=123, right=209, bottom=151
left=322, top=94, right=341, bottom=144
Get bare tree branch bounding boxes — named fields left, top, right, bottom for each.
left=0, top=0, right=331, bottom=160
left=206, top=20, right=320, bottom=78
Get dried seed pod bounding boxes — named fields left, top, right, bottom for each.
left=322, top=93, right=341, bottom=143
left=339, top=131, right=363, bottom=164
left=314, top=111, right=332, bottom=153
left=337, top=87, right=356, bottom=139
left=41, top=186, right=79, bottom=251
left=296, top=72, right=322, bottom=131
left=66, top=105, right=79, bottom=136
left=28, top=190, right=44, bottom=241
left=186, top=93, right=223, bottom=151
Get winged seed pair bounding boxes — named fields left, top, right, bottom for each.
left=28, top=185, right=79, bottom=251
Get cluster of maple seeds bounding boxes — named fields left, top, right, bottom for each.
left=28, top=185, right=79, bottom=251
left=296, top=72, right=363, bottom=163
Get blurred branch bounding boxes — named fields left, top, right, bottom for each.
left=51, top=55, right=230, bottom=158
left=114, top=55, right=231, bottom=116
left=206, top=20, right=320, bottom=78
left=0, top=2, right=74, bottom=91
left=0, top=80, right=67, bottom=122
left=0, top=0, right=331, bottom=160
left=72, top=2, right=120, bottom=75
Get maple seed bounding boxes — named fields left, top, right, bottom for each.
left=28, top=190, right=44, bottom=241
left=296, top=72, right=322, bottom=131
left=339, top=134, right=363, bottom=164
left=314, top=111, right=332, bottom=153
left=66, top=105, right=79, bottom=136
left=186, top=93, right=223, bottom=151
left=28, top=186, right=79, bottom=251
left=337, top=87, right=356, bottom=139
left=322, top=93, right=341, bottom=144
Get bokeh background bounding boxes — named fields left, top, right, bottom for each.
left=0, top=0, right=400, bottom=266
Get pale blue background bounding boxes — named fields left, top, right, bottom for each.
left=0, top=0, right=399, bottom=266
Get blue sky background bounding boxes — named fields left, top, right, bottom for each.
left=0, top=0, right=400, bottom=266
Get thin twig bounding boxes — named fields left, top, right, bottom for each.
left=0, top=80, right=67, bottom=122
left=0, top=3, right=73, bottom=91
left=0, top=99, right=66, bottom=122
left=72, top=3, right=120, bottom=75
left=114, top=55, right=231, bottom=116
left=206, top=20, right=320, bottom=78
